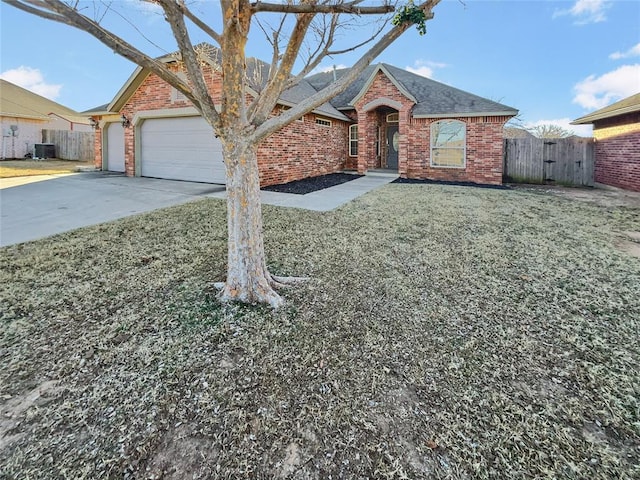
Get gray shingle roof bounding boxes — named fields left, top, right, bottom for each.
left=102, top=43, right=349, bottom=121
left=306, top=64, right=518, bottom=118
left=189, top=45, right=351, bottom=121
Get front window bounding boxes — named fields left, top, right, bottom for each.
left=430, top=120, right=466, bottom=168
left=349, top=124, right=358, bottom=157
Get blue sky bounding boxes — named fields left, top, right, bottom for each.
left=1, top=0, right=639, bottom=136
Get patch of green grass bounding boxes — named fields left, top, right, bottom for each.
left=1, top=185, right=639, bottom=479
left=165, top=281, right=226, bottom=330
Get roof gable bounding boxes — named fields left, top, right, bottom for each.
left=306, top=63, right=518, bottom=118
left=572, top=93, right=640, bottom=125
left=349, top=64, right=417, bottom=106
left=105, top=44, right=349, bottom=122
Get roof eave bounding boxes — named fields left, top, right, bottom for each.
left=276, top=99, right=350, bottom=122
left=572, top=104, right=640, bottom=124
left=84, top=110, right=112, bottom=117
left=413, top=111, right=518, bottom=119
left=0, top=112, right=50, bottom=121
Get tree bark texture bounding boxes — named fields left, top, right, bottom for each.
left=219, top=140, right=283, bottom=307
left=217, top=0, right=283, bottom=307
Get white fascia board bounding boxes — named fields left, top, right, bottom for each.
left=412, top=111, right=518, bottom=119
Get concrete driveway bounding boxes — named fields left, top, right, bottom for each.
left=0, top=172, right=224, bottom=247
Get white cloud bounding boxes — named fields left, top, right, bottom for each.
left=573, top=64, right=640, bottom=110
left=407, top=65, right=434, bottom=78
left=0, top=66, right=62, bottom=100
left=610, top=43, right=640, bottom=60
left=553, top=0, right=611, bottom=25
left=315, top=64, right=348, bottom=74
left=525, top=118, right=593, bottom=137
left=405, top=59, right=448, bottom=79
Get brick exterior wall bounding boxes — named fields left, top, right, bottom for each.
left=93, top=64, right=348, bottom=187
left=354, top=72, right=415, bottom=175
left=93, top=127, right=102, bottom=169
left=592, top=112, right=640, bottom=192
left=92, top=64, right=512, bottom=187
left=257, top=115, right=347, bottom=186
left=405, top=116, right=508, bottom=185
left=353, top=70, right=510, bottom=185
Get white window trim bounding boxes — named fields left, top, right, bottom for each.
left=315, top=117, right=332, bottom=127
left=386, top=112, right=399, bottom=123
left=430, top=119, right=467, bottom=169
left=349, top=124, right=358, bottom=157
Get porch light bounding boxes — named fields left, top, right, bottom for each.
left=120, top=114, right=130, bottom=128
left=89, top=117, right=99, bottom=129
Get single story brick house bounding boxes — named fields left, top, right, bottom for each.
left=572, top=93, right=640, bottom=192
left=1, top=79, right=92, bottom=159
left=89, top=46, right=517, bottom=186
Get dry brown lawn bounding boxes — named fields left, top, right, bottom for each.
left=1, top=184, right=639, bottom=479
left=0, top=159, right=95, bottom=178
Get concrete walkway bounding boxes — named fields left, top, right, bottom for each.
left=0, top=172, right=397, bottom=246
left=207, top=172, right=398, bottom=211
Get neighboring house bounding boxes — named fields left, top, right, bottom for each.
left=89, top=45, right=517, bottom=186
left=503, top=127, right=535, bottom=139
left=0, top=79, right=92, bottom=159
left=572, top=93, right=640, bottom=192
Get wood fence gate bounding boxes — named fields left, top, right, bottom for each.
left=42, top=129, right=95, bottom=161
left=504, top=137, right=594, bottom=186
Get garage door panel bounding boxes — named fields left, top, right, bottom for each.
left=140, top=116, right=225, bottom=184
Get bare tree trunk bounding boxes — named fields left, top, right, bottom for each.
left=219, top=139, right=283, bottom=308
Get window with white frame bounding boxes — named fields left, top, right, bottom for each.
left=430, top=120, right=466, bottom=168
left=315, top=117, right=332, bottom=127
left=349, top=124, right=358, bottom=157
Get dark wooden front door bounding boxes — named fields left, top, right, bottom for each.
left=386, top=125, right=399, bottom=170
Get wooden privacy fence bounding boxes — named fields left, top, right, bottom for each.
left=42, top=129, right=95, bottom=161
left=504, top=137, right=594, bottom=186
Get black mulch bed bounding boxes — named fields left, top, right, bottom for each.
left=393, top=177, right=511, bottom=190
left=262, top=172, right=363, bottom=195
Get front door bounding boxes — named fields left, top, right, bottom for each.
left=386, top=125, right=399, bottom=170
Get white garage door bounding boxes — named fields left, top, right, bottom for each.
left=106, top=122, right=125, bottom=172
left=140, top=116, right=225, bottom=184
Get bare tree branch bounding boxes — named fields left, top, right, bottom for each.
left=251, top=0, right=441, bottom=142
left=253, top=14, right=288, bottom=86
left=101, top=0, right=168, bottom=54
left=285, top=12, right=390, bottom=90
left=157, top=0, right=221, bottom=129
left=251, top=2, right=394, bottom=15
left=249, top=11, right=315, bottom=124
left=176, top=0, right=222, bottom=45
left=285, top=14, right=339, bottom=87
left=4, top=0, right=201, bottom=111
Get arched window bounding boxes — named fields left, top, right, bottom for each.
left=349, top=124, right=358, bottom=157
left=430, top=120, right=466, bottom=168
